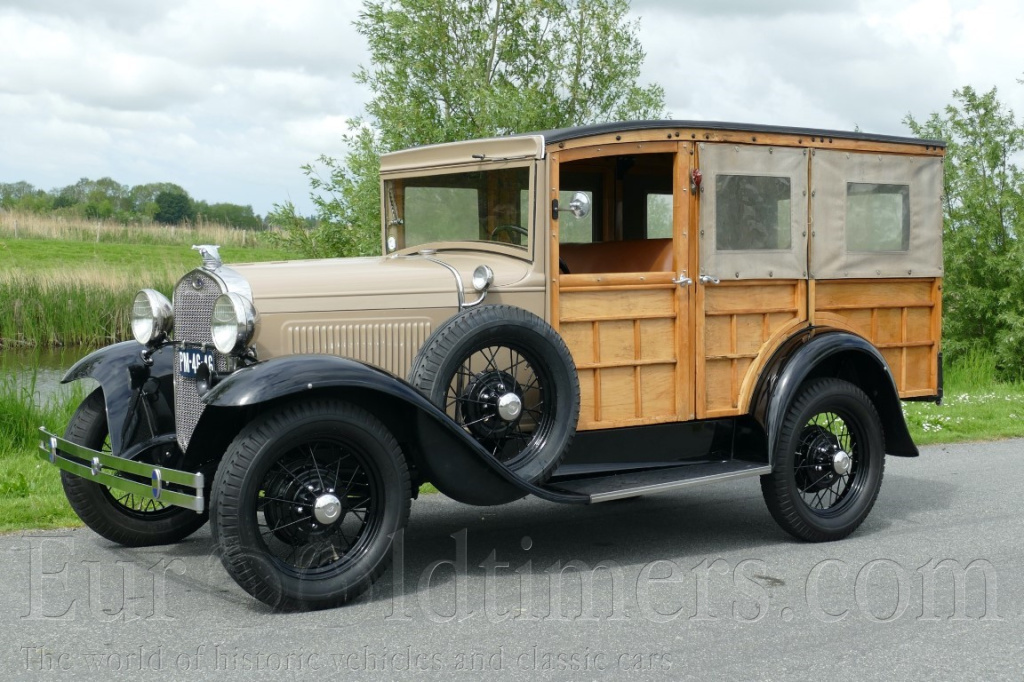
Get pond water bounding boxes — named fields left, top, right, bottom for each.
left=1, top=346, right=99, bottom=406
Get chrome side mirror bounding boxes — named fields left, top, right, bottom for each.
left=557, top=191, right=592, bottom=219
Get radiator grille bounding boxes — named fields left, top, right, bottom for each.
left=287, top=321, right=431, bottom=379
left=172, top=271, right=229, bottom=451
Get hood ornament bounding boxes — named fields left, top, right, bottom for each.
left=192, top=244, right=222, bottom=270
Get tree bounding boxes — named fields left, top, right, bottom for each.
left=129, top=182, right=191, bottom=219
left=905, top=85, right=1024, bottom=378
left=0, top=181, right=37, bottom=207
left=153, top=190, right=195, bottom=225
left=287, top=0, right=666, bottom=256
left=195, top=201, right=263, bottom=229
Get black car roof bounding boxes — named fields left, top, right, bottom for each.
left=527, top=119, right=945, bottom=148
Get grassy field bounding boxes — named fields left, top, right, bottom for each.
left=1, top=229, right=298, bottom=349
left=902, top=350, right=1024, bottom=445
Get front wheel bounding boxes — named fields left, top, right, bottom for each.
left=60, top=388, right=209, bottom=546
left=210, top=399, right=411, bottom=610
left=761, top=379, right=885, bottom=542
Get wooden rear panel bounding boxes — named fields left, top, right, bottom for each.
left=814, top=279, right=941, bottom=397
left=699, top=280, right=808, bottom=418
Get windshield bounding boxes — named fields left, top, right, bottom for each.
left=384, top=166, right=531, bottom=253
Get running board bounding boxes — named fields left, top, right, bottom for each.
left=549, top=461, right=771, bottom=503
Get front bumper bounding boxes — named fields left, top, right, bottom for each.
left=38, top=427, right=206, bottom=513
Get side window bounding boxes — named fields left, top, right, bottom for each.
left=811, top=151, right=942, bottom=279
left=556, top=153, right=675, bottom=274
left=646, top=193, right=673, bottom=239
left=715, top=175, right=792, bottom=250
left=698, top=144, right=808, bottom=280
left=846, top=183, right=909, bottom=252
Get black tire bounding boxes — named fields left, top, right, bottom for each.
left=210, top=399, right=411, bottom=611
left=761, top=378, right=885, bottom=542
left=409, top=304, right=580, bottom=484
left=60, top=388, right=209, bottom=546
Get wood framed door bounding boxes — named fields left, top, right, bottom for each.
left=693, top=142, right=810, bottom=419
left=551, top=142, right=696, bottom=430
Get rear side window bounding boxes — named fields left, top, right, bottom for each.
left=846, top=183, right=910, bottom=252
left=715, top=175, right=792, bottom=251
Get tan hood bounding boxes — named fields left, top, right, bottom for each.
left=229, top=252, right=533, bottom=315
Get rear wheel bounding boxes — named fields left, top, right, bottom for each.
left=211, top=399, right=411, bottom=611
left=761, top=379, right=885, bottom=542
left=60, top=388, right=208, bottom=546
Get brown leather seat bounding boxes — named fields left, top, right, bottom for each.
left=560, top=238, right=673, bottom=274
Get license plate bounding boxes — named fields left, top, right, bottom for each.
left=178, top=349, right=215, bottom=378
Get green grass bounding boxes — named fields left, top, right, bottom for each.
left=903, top=349, right=1024, bottom=445
left=1, top=237, right=296, bottom=275
left=1, top=238, right=300, bottom=348
left=0, top=373, right=85, bottom=531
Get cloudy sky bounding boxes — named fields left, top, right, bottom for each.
left=1, top=0, right=1022, bottom=218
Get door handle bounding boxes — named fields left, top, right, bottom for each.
left=699, top=275, right=721, bottom=285
left=672, top=274, right=693, bottom=287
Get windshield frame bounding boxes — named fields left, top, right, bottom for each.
left=381, top=159, right=538, bottom=263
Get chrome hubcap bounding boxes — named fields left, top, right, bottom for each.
left=313, top=494, right=342, bottom=525
left=832, top=450, right=852, bottom=476
left=497, top=392, right=523, bottom=421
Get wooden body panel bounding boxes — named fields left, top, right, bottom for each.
left=814, top=279, right=942, bottom=397
left=698, top=280, right=808, bottom=418
left=559, top=281, right=685, bottom=429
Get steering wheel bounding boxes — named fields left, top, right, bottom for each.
left=489, top=224, right=528, bottom=243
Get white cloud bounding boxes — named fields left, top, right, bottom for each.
left=1, top=0, right=1023, bottom=218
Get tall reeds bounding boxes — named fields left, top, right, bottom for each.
left=0, top=210, right=274, bottom=247
left=0, top=271, right=176, bottom=348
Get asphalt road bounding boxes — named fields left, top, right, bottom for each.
left=2, top=439, right=1023, bottom=681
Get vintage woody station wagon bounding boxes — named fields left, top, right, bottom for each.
left=40, top=121, right=945, bottom=610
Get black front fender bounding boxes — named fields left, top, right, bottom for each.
left=62, top=341, right=176, bottom=457
left=202, top=355, right=586, bottom=506
left=752, top=329, right=918, bottom=467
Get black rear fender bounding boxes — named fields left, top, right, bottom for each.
left=751, top=329, right=918, bottom=467
left=198, top=355, right=585, bottom=506
left=61, top=341, right=176, bottom=457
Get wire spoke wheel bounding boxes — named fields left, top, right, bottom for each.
left=793, top=412, right=859, bottom=514
left=410, top=305, right=579, bottom=484
left=211, top=399, right=410, bottom=610
left=761, top=379, right=885, bottom=542
left=255, top=440, right=383, bottom=576
left=445, top=343, right=548, bottom=465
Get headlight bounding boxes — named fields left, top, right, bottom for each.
left=472, top=264, right=494, bottom=292
left=211, top=292, right=256, bottom=355
left=131, top=289, right=173, bottom=345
